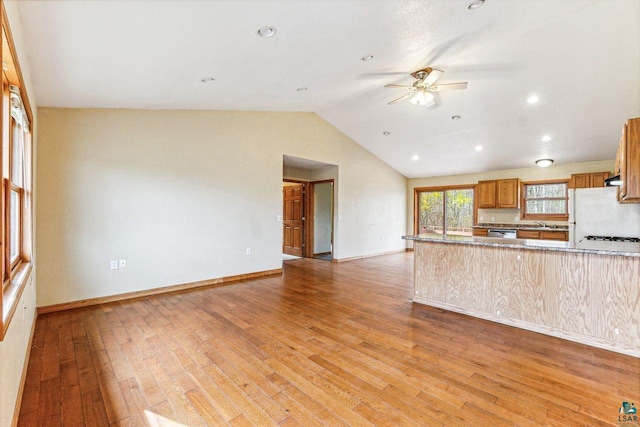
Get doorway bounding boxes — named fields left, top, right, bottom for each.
left=311, top=181, right=333, bottom=261
left=281, top=179, right=334, bottom=261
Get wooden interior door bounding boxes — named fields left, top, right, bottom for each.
left=283, top=184, right=304, bottom=256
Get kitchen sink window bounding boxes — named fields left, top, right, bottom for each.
left=415, top=186, right=475, bottom=236
left=521, top=180, right=569, bottom=220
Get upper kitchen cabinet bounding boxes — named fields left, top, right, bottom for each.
left=616, top=117, right=640, bottom=203
left=477, top=179, right=520, bottom=209
left=476, top=180, right=497, bottom=208
left=569, top=171, right=610, bottom=189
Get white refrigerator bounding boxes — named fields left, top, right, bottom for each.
left=568, top=187, right=640, bottom=243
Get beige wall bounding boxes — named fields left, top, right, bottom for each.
left=36, top=109, right=407, bottom=307
left=0, top=2, right=39, bottom=426
left=406, top=160, right=614, bottom=244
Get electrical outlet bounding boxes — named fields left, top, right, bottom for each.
left=110, top=260, right=118, bottom=270
left=615, top=328, right=620, bottom=335
left=246, top=248, right=251, bottom=255
left=479, top=216, right=484, bottom=222
left=490, top=216, right=495, bottom=221
left=496, top=310, right=501, bottom=315
left=276, top=215, right=281, bottom=222
left=380, top=235, right=384, bottom=240
left=119, top=259, right=126, bottom=268
left=514, top=216, right=520, bottom=222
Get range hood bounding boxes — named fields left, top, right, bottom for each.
left=604, top=175, right=622, bottom=186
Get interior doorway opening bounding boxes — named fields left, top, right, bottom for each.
left=283, top=155, right=337, bottom=261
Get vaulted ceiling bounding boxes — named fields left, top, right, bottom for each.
left=16, top=0, right=640, bottom=178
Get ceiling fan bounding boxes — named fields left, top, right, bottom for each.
left=385, top=67, right=467, bottom=107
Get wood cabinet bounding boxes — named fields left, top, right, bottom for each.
left=477, top=178, right=519, bottom=209
left=516, top=229, right=568, bottom=241
left=497, top=179, right=519, bottom=208
left=569, top=171, right=610, bottom=189
left=472, top=228, right=488, bottom=237
left=617, top=117, right=640, bottom=203
left=476, top=181, right=497, bottom=208
left=412, top=241, right=640, bottom=354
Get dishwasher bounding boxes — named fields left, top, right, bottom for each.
left=487, top=229, right=517, bottom=239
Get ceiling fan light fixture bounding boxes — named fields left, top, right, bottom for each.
left=535, top=159, right=554, bottom=167
left=410, top=90, right=434, bottom=106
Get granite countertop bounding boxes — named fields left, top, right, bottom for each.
left=403, top=234, right=640, bottom=257
left=473, top=223, right=569, bottom=231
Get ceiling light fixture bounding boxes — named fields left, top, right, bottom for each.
left=475, top=145, right=483, bottom=151
left=409, top=89, right=435, bottom=106
left=467, top=0, right=486, bottom=10
left=382, top=131, right=391, bottom=136
left=412, top=154, right=420, bottom=161
left=257, top=26, right=277, bottom=38
left=360, top=55, right=374, bottom=62
left=535, top=159, right=554, bottom=167
left=296, top=87, right=308, bottom=92
left=200, top=77, right=216, bottom=83
left=526, top=95, right=540, bottom=104
left=451, top=115, right=461, bottom=120
left=541, top=134, right=552, bottom=142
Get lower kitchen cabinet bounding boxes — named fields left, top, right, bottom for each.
left=516, top=229, right=568, bottom=241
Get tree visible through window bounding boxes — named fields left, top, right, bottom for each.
left=521, top=181, right=568, bottom=220
left=416, top=187, right=474, bottom=236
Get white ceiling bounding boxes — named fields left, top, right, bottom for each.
left=16, top=0, right=640, bottom=178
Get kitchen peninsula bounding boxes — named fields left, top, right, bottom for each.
left=403, top=234, right=640, bottom=357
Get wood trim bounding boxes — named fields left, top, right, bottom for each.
left=413, top=296, right=639, bottom=358
left=11, top=307, right=36, bottom=427
left=332, top=248, right=409, bottom=263
left=305, top=182, right=314, bottom=258
left=520, top=179, right=570, bottom=221
left=1, top=6, right=33, bottom=125
left=414, top=184, right=477, bottom=234
left=37, top=268, right=283, bottom=315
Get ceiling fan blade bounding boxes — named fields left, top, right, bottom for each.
left=430, top=82, right=468, bottom=91
left=384, top=84, right=412, bottom=89
left=423, top=69, right=444, bottom=86
left=387, top=92, right=413, bottom=105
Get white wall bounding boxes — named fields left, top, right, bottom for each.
left=0, top=2, right=39, bottom=426
left=314, top=182, right=333, bottom=254
left=406, top=160, right=614, bottom=245
left=36, top=109, right=407, bottom=307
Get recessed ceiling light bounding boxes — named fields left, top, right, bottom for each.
left=296, top=87, right=308, bottom=92
left=257, top=26, right=277, bottom=38
left=541, top=134, right=552, bottom=142
left=200, top=77, right=216, bottom=83
left=526, top=95, right=540, bottom=104
left=535, top=159, right=553, bottom=167
left=382, top=131, right=391, bottom=136
left=475, top=145, right=483, bottom=151
left=467, top=0, right=486, bottom=10
left=451, top=115, right=461, bottom=120
left=412, top=154, right=420, bottom=161
left=360, top=55, right=374, bottom=62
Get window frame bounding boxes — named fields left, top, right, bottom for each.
left=520, top=179, right=569, bottom=221
left=1, top=2, right=34, bottom=340
left=413, top=184, right=477, bottom=235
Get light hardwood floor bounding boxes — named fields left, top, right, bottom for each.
left=18, top=252, right=640, bottom=426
